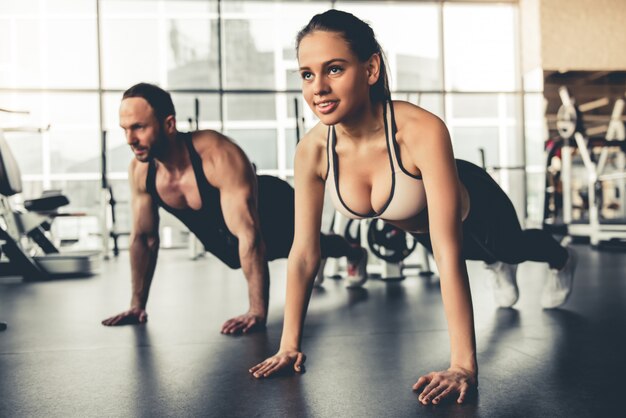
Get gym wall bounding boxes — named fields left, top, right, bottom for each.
left=521, top=0, right=626, bottom=73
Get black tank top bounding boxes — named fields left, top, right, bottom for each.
left=146, top=132, right=240, bottom=267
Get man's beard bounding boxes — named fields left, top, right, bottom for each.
left=136, top=128, right=168, bottom=163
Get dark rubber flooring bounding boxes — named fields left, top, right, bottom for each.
left=1, top=244, right=624, bottom=417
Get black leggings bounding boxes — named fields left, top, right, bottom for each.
left=413, top=160, right=568, bottom=269
left=206, top=175, right=359, bottom=269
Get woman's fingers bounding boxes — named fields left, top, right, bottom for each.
left=457, top=382, right=470, bottom=404
left=294, top=353, right=306, bottom=372
left=250, top=352, right=304, bottom=378
left=412, top=375, right=430, bottom=391
left=248, top=363, right=263, bottom=374
left=252, top=360, right=277, bottom=378
left=251, top=357, right=289, bottom=378
left=432, top=386, right=453, bottom=404
left=418, top=379, right=441, bottom=404
left=249, top=359, right=271, bottom=375
left=259, top=361, right=285, bottom=377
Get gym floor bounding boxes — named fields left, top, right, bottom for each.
left=1, top=245, right=624, bottom=417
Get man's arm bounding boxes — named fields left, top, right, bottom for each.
left=102, top=160, right=159, bottom=326
left=202, top=132, right=269, bottom=334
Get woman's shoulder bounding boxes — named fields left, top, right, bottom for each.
left=296, top=122, right=329, bottom=177
left=391, top=100, right=445, bottom=129
left=391, top=100, right=449, bottom=145
left=298, top=122, right=328, bottom=152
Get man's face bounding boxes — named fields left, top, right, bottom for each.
left=119, top=97, right=166, bottom=162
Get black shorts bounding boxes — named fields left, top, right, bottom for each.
left=201, top=175, right=295, bottom=269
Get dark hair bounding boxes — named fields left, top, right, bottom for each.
left=122, top=83, right=176, bottom=124
left=296, top=9, right=390, bottom=103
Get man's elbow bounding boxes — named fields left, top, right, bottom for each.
left=238, top=228, right=265, bottom=260
left=130, top=231, right=160, bottom=252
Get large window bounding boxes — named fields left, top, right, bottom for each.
left=0, top=0, right=525, bottom=244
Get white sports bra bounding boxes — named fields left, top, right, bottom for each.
left=325, top=101, right=427, bottom=221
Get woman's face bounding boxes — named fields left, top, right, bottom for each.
left=297, top=30, right=374, bottom=125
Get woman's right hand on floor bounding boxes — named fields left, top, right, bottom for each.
left=249, top=350, right=306, bottom=378
left=413, top=367, right=477, bottom=404
left=101, top=307, right=148, bottom=326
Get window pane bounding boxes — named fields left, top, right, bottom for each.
left=224, top=94, right=276, bottom=121
left=225, top=129, right=277, bottom=170
left=170, top=93, right=221, bottom=126
left=447, top=93, right=523, bottom=167
left=102, top=0, right=219, bottom=89
left=336, top=2, right=443, bottom=91
left=524, top=93, right=546, bottom=167
left=101, top=18, right=161, bottom=88
left=166, top=18, right=220, bottom=89
left=51, top=180, right=99, bottom=210
left=3, top=19, right=43, bottom=88
left=450, top=126, right=499, bottom=167
left=50, top=129, right=101, bottom=175
left=449, top=94, right=519, bottom=119
left=444, top=4, right=518, bottom=91
left=44, top=94, right=100, bottom=174
left=2, top=132, right=43, bottom=176
left=45, top=18, right=98, bottom=88
left=222, top=18, right=275, bottom=89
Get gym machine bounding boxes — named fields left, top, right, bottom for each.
left=550, top=87, right=626, bottom=246
left=99, top=130, right=131, bottom=258
left=319, top=213, right=435, bottom=286
left=0, top=113, right=100, bottom=280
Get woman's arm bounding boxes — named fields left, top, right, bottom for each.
left=249, top=128, right=327, bottom=377
left=404, top=109, right=477, bottom=404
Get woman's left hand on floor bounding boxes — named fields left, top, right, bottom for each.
left=412, top=367, right=477, bottom=405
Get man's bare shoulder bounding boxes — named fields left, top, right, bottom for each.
left=190, top=129, right=241, bottom=162
left=128, top=158, right=150, bottom=192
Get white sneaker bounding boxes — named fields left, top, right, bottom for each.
left=346, top=247, right=368, bottom=288
left=314, top=258, right=327, bottom=287
left=485, top=261, right=519, bottom=308
left=542, top=247, right=577, bottom=309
